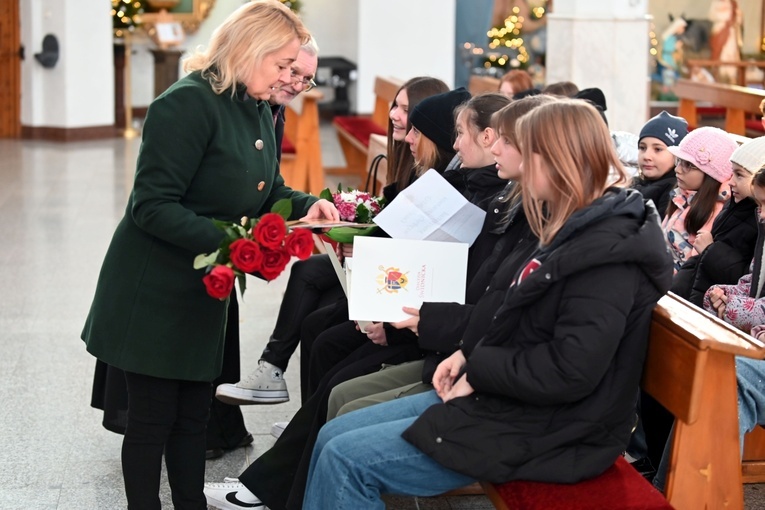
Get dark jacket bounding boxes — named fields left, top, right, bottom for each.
left=418, top=188, right=538, bottom=383
left=403, top=188, right=673, bottom=484
left=632, top=169, right=676, bottom=219
left=442, top=164, right=508, bottom=212
left=82, top=72, right=317, bottom=382
left=671, top=196, right=758, bottom=307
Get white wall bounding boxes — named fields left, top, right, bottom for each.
left=131, top=0, right=455, bottom=114
left=21, top=0, right=114, bottom=128
left=356, top=0, right=455, bottom=113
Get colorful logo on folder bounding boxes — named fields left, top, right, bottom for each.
left=376, top=266, right=409, bottom=294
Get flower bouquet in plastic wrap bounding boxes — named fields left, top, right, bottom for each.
left=318, top=186, right=386, bottom=244
left=194, top=199, right=314, bottom=300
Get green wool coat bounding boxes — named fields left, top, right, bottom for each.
left=81, top=72, right=318, bottom=382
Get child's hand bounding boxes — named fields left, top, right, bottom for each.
left=694, top=230, right=714, bottom=253
left=708, top=287, right=728, bottom=319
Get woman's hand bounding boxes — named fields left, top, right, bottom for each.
left=391, top=306, right=421, bottom=335
left=360, top=322, right=388, bottom=346
left=708, top=286, right=728, bottom=319
left=301, top=199, right=339, bottom=222
left=432, top=350, right=466, bottom=399
left=694, top=230, right=714, bottom=253
left=441, top=373, right=474, bottom=403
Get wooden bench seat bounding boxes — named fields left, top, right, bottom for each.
left=330, top=76, right=403, bottom=183
left=674, top=79, right=765, bottom=135
left=482, top=293, right=765, bottom=510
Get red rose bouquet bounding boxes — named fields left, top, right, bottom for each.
left=319, top=185, right=385, bottom=244
left=194, top=199, right=314, bottom=300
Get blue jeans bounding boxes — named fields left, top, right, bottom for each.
left=654, top=355, right=763, bottom=491
left=303, top=391, right=476, bottom=510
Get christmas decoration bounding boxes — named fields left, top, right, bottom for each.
left=483, top=1, right=546, bottom=73
left=112, top=0, right=144, bottom=37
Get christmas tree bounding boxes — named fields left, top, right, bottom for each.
left=484, top=2, right=546, bottom=72
left=112, top=0, right=144, bottom=37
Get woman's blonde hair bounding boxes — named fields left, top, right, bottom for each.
left=517, top=98, right=628, bottom=245
left=414, top=133, right=441, bottom=173
left=183, top=0, right=310, bottom=96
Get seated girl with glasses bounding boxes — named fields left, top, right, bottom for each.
left=661, top=126, right=738, bottom=272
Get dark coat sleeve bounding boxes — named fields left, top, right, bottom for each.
left=417, top=302, right=474, bottom=353
left=464, top=265, right=639, bottom=405
left=688, top=241, right=753, bottom=306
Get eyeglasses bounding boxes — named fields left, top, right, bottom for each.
left=290, top=69, right=316, bottom=92
left=675, top=158, right=701, bottom=173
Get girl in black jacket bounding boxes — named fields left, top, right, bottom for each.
left=632, top=110, right=689, bottom=219
left=301, top=99, right=673, bottom=509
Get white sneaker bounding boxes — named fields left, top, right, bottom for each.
left=270, top=421, right=289, bottom=439
left=204, top=479, right=264, bottom=509
left=216, top=360, right=289, bottom=405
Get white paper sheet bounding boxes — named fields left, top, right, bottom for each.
left=347, top=237, right=468, bottom=323
left=373, top=169, right=486, bottom=245
left=321, top=241, right=371, bottom=332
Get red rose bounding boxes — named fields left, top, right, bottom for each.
left=229, top=238, right=263, bottom=272
left=259, top=247, right=291, bottom=281
left=284, top=228, right=314, bottom=260
left=202, top=265, right=235, bottom=299
left=253, top=213, right=287, bottom=249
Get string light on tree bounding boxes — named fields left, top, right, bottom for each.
left=112, top=0, right=144, bottom=38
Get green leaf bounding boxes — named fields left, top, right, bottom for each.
left=319, top=187, right=333, bottom=201
left=356, top=203, right=370, bottom=224
left=236, top=272, right=247, bottom=297
left=193, top=250, right=220, bottom=269
left=324, top=226, right=378, bottom=244
left=271, top=198, right=292, bottom=220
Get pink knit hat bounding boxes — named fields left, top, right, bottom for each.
left=667, top=126, right=737, bottom=183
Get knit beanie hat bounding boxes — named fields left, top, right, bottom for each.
left=639, top=110, right=688, bottom=147
left=667, top=126, right=737, bottom=183
left=573, top=88, right=608, bottom=126
left=730, top=136, right=765, bottom=174
left=409, top=87, right=471, bottom=153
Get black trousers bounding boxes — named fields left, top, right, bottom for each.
left=238, top=338, right=422, bottom=510
left=122, top=370, right=211, bottom=510
left=298, top=299, right=349, bottom=402
left=260, top=254, right=345, bottom=371
left=92, top=295, right=249, bottom=451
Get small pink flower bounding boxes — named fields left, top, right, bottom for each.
left=695, top=148, right=711, bottom=165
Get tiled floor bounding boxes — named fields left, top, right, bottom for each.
left=1, top=122, right=764, bottom=509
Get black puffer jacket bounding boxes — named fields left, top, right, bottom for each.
left=671, top=196, right=757, bottom=307
left=442, top=164, right=509, bottom=211
left=632, top=170, right=676, bottom=219
left=418, top=188, right=538, bottom=383
left=403, top=188, right=673, bottom=484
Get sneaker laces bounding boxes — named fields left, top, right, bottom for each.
left=204, top=480, right=243, bottom=489
left=238, top=361, right=269, bottom=386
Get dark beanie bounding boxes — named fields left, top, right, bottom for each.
left=408, top=87, right=472, bottom=152
left=639, top=110, right=688, bottom=147
left=574, top=87, right=608, bottom=126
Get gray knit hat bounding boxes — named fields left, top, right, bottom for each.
left=730, top=137, right=765, bottom=174
left=639, top=111, right=688, bottom=147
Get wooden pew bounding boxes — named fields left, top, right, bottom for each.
left=686, top=59, right=765, bottom=88
left=481, top=292, right=765, bottom=510
left=674, top=79, right=765, bottom=135
left=468, top=75, right=501, bottom=96
left=280, top=89, right=325, bottom=196
left=330, top=76, right=403, bottom=182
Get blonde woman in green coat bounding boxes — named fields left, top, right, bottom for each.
left=81, top=2, right=337, bottom=508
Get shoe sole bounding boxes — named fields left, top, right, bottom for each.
left=215, top=387, right=289, bottom=405
left=271, top=425, right=285, bottom=439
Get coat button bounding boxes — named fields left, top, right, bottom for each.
left=494, top=208, right=499, bottom=214
left=545, top=273, right=551, bottom=279
left=436, top=437, right=443, bottom=444
left=458, top=340, right=463, bottom=346
left=254, top=139, right=264, bottom=150
left=486, top=285, right=490, bottom=291
left=257, top=181, right=265, bottom=191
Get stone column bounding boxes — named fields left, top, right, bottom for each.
left=546, top=0, right=650, bottom=134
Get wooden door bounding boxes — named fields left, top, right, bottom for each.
left=0, top=0, right=20, bottom=138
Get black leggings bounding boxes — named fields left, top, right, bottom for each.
left=122, top=371, right=211, bottom=510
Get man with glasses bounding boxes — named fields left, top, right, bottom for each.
left=205, top=37, right=320, bottom=461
